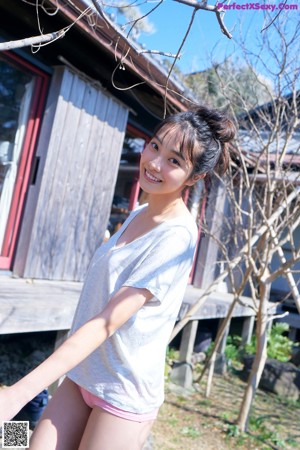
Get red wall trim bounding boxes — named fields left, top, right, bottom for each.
left=0, top=52, right=49, bottom=269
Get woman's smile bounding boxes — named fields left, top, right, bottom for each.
left=144, top=169, right=162, bottom=183
left=139, top=130, right=195, bottom=197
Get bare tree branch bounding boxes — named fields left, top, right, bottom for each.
left=261, top=0, right=288, bottom=33
left=173, top=0, right=232, bottom=38
left=170, top=186, right=300, bottom=342
left=0, top=30, right=66, bottom=51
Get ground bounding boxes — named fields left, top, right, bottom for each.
left=151, top=373, right=300, bottom=450
left=1, top=333, right=300, bottom=449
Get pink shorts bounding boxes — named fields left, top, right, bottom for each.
left=78, top=385, right=159, bottom=422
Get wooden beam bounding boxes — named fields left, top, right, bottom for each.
left=0, top=276, right=81, bottom=334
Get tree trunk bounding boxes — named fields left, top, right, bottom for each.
left=237, top=279, right=271, bottom=431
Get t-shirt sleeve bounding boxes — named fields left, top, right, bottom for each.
left=123, top=225, right=197, bottom=304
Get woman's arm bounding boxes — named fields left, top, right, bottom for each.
left=0, top=286, right=152, bottom=422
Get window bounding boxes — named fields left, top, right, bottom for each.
left=108, top=125, right=148, bottom=235
left=0, top=53, right=48, bottom=269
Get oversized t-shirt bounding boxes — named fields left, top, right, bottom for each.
left=67, top=204, right=198, bottom=414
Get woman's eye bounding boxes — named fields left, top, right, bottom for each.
left=150, top=141, right=159, bottom=151
left=170, top=158, right=180, bottom=166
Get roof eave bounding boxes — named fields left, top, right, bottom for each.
left=46, top=0, right=190, bottom=112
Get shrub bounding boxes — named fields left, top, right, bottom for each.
left=245, top=323, right=296, bottom=362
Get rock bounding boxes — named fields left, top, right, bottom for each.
left=191, top=352, right=206, bottom=365
left=170, top=361, right=194, bottom=389
left=242, top=356, right=300, bottom=401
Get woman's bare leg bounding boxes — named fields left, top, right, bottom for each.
left=29, top=378, right=91, bottom=450
left=79, top=408, right=154, bottom=450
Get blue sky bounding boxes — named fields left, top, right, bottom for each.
left=99, top=0, right=299, bottom=88
left=132, top=1, right=298, bottom=76
left=137, top=1, right=265, bottom=73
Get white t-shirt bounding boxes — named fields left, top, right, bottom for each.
left=67, top=204, right=198, bottom=414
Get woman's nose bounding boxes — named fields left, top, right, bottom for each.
left=149, top=156, right=161, bottom=172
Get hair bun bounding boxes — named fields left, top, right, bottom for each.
left=195, top=106, right=236, bottom=144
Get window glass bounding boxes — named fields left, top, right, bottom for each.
left=108, top=129, right=147, bottom=235
left=0, top=58, right=36, bottom=253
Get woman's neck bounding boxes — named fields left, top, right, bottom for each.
left=144, top=195, right=188, bottom=221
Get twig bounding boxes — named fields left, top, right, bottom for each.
left=163, top=7, right=197, bottom=117
left=261, top=1, right=287, bottom=33
left=169, top=186, right=300, bottom=342
left=173, top=0, right=232, bottom=38
left=267, top=311, right=289, bottom=322
left=0, top=30, right=65, bottom=51
left=139, top=50, right=182, bottom=59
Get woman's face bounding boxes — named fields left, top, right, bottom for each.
left=139, top=127, right=198, bottom=198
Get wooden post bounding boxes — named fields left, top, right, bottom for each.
left=193, top=180, right=228, bottom=289
left=241, top=316, right=255, bottom=346
left=179, top=320, right=199, bottom=362
left=214, top=318, right=231, bottom=375
left=266, top=318, right=273, bottom=333
left=172, top=180, right=228, bottom=388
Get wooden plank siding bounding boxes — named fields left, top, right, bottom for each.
left=15, top=66, right=128, bottom=281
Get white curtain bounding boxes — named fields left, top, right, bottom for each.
left=0, top=80, right=34, bottom=253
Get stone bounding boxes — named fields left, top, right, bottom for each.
left=242, top=356, right=300, bottom=401
left=170, top=361, right=194, bottom=389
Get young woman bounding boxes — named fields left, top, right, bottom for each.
left=0, top=105, right=235, bottom=450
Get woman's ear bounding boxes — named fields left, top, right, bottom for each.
left=185, top=173, right=206, bottom=186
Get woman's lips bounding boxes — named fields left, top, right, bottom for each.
left=144, top=169, right=162, bottom=183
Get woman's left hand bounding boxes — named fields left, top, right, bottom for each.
left=0, top=385, right=25, bottom=422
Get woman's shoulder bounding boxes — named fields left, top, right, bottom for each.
left=154, top=213, right=198, bottom=248
left=129, top=203, right=198, bottom=243
left=172, top=213, right=198, bottom=241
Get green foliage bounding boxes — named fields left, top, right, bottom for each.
left=249, top=415, right=287, bottom=448
left=166, top=346, right=179, bottom=363
left=164, top=346, right=178, bottom=378
left=224, top=335, right=242, bottom=364
left=180, top=426, right=200, bottom=439
left=245, top=323, right=297, bottom=362
left=226, top=423, right=240, bottom=437
left=223, top=323, right=296, bottom=366
left=221, top=411, right=234, bottom=422
left=267, top=323, right=296, bottom=361
left=184, top=57, right=273, bottom=115
left=225, top=414, right=291, bottom=448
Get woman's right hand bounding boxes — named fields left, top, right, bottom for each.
left=0, top=385, right=25, bottom=422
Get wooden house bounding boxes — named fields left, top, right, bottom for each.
left=238, top=93, right=300, bottom=341
left=0, top=0, right=194, bottom=332
left=0, top=0, right=190, bottom=280
left=0, top=1, right=261, bottom=389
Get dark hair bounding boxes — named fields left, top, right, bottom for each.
left=153, top=105, right=236, bottom=177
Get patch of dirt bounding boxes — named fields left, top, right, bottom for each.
left=151, top=373, right=300, bottom=449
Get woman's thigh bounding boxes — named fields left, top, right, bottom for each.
left=79, top=408, right=154, bottom=450
left=29, top=378, right=91, bottom=450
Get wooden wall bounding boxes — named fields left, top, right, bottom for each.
left=14, top=66, right=128, bottom=281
